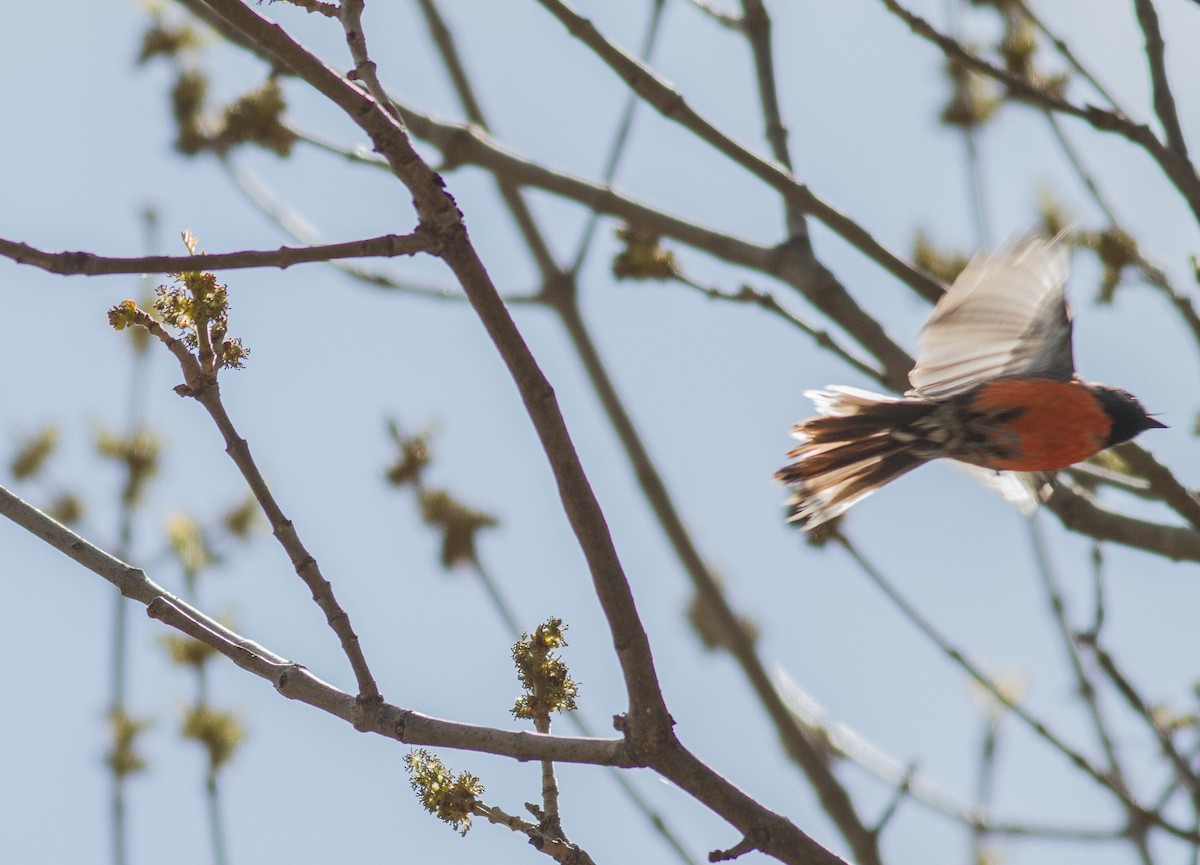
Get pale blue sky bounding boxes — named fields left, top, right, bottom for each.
left=3, top=2, right=1200, bottom=865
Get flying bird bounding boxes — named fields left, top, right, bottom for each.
left=776, top=233, right=1165, bottom=529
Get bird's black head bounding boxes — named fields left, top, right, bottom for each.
left=1090, top=385, right=1167, bottom=447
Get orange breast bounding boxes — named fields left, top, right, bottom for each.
left=964, top=378, right=1112, bottom=471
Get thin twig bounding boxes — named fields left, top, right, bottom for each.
left=1027, top=517, right=1154, bottom=865
left=1130, top=254, right=1200, bottom=360
left=672, top=274, right=885, bottom=383
left=775, top=669, right=1124, bottom=842
left=1045, top=112, right=1122, bottom=225
left=0, top=233, right=437, bottom=276
left=878, top=0, right=1200, bottom=227
left=569, top=0, right=667, bottom=275
left=740, top=0, right=807, bottom=241
left=1132, top=0, right=1189, bottom=162
left=1043, top=109, right=1200, bottom=357
left=1028, top=517, right=1125, bottom=782
left=1011, top=0, right=1125, bottom=111
left=475, top=804, right=597, bottom=865
left=968, top=709, right=1002, bottom=865
left=193, top=383, right=382, bottom=701
left=532, top=0, right=943, bottom=348
left=122, top=304, right=382, bottom=702
left=835, top=531, right=1200, bottom=844
left=1078, top=633, right=1200, bottom=817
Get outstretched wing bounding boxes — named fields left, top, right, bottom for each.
left=908, top=233, right=1073, bottom=399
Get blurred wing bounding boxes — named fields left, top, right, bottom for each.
left=908, top=234, right=1073, bottom=399
left=953, top=465, right=1052, bottom=517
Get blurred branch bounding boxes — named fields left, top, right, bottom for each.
left=1011, top=0, right=1124, bottom=111
left=220, top=157, right=475, bottom=300
left=1042, top=115, right=1200, bottom=358
left=569, top=0, right=666, bottom=274
left=687, top=0, right=742, bottom=30
left=412, top=0, right=559, bottom=279
left=776, top=669, right=1123, bottom=843
left=836, top=530, right=1200, bottom=844
left=1043, top=479, right=1200, bottom=562
left=1115, top=443, right=1200, bottom=532
left=1129, top=253, right=1200, bottom=361
left=1079, top=633, right=1200, bottom=817
left=879, top=0, right=1200, bottom=227
left=671, top=274, right=886, bottom=383
left=1027, top=516, right=1154, bottom=864
left=739, top=0, right=807, bottom=240
left=548, top=291, right=882, bottom=865
left=1132, top=0, right=1189, bottom=162
left=1028, top=517, right=1124, bottom=779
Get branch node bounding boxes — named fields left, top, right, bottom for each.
left=709, top=835, right=758, bottom=861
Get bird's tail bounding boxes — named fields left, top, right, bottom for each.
left=776, top=387, right=934, bottom=528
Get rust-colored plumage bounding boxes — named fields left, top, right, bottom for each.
left=777, top=234, right=1164, bottom=529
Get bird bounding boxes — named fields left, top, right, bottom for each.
left=776, top=232, right=1166, bottom=529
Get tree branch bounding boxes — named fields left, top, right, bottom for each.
left=208, top=0, right=681, bottom=755
left=1044, top=480, right=1200, bottom=562
left=1132, top=0, right=1189, bottom=162
left=0, top=232, right=437, bottom=276
left=0, top=483, right=628, bottom=765
left=878, top=0, right=1200, bottom=227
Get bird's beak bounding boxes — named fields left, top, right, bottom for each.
left=1146, top=417, right=1169, bottom=429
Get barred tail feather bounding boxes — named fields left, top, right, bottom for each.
left=776, top=387, right=933, bottom=528
left=781, top=450, right=925, bottom=528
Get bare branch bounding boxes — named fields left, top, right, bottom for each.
left=1115, top=443, right=1200, bottom=532
left=1012, top=0, right=1126, bottom=111
left=1026, top=517, right=1154, bottom=863
left=775, top=670, right=1125, bottom=842
left=0, top=483, right=633, bottom=765
left=183, top=5, right=852, bottom=860
left=878, top=0, right=1200, bottom=227
left=0, top=232, right=437, bottom=276
left=1079, top=632, right=1200, bottom=817
left=194, top=383, right=382, bottom=700
left=116, top=299, right=381, bottom=701
left=671, top=274, right=885, bottom=384
left=413, top=0, right=559, bottom=279
left=739, top=0, right=807, bottom=240
left=531, top=0, right=942, bottom=354
left=569, top=0, right=667, bottom=274
left=1132, top=0, right=1189, bottom=162
left=1044, top=479, right=1200, bottom=562
left=836, top=531, right=1200, bottom=844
